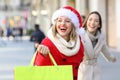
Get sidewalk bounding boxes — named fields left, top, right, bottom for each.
left=0, top=36, right=34, bottom=80
left=1, top=35, right=30, bottom=41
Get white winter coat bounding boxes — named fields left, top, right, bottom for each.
left=78, top=31, right=115, bottom=80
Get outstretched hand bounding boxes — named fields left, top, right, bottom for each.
left=112, top=57, right=117, bottom=62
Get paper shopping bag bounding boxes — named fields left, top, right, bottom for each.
left=14, top=65, right=73, bottom=80
left=14, top=51, right=73, bottom=80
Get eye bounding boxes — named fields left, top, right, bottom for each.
left=57, top=19, right=62, bottom=22
left=65, top=20, right=71, bottom=22
left=95, top=20, right=99, bottom=23
left=88, top=18, right=92, bottom=22
left=65, top=20, right=71, bottom=23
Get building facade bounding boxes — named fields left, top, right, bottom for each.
left=1, top=0, right=119, bottom=49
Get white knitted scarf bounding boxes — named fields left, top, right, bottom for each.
left=47, top=28, right=80, bottom=56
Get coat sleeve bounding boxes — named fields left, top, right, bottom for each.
left=101, top=36, right=115, bottom=62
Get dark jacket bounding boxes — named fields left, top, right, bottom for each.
left=30, top=29, right=45, bottom=43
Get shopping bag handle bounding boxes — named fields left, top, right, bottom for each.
left=48, top=52, right=57, bottom=66
left=30, top=49, right=57, bottom=66
left=30, top=50, right=38, bottom=66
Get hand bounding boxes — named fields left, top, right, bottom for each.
left=35, top=43, right=39, bottom=48
left=37, top=45, right=49, bottom=55
left=112, top=57, right=117, bottom=62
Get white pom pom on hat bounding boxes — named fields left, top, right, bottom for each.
left=51, top=6, right=85, bottom=35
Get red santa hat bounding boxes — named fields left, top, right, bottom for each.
left=52, top=6, right=84, bottom=35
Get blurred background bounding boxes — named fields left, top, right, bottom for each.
left=0, top=0, right=120, bottom=49
left=0, top=0, right=120, bottom=80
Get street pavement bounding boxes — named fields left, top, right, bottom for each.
left=0, top=36, right=120, bottom=80
left=0, top=36, right=34, bottom=80
left=98, top=50, right=120, bottom=80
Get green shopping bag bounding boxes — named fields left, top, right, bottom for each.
left=14, top=51, right=73, bottom=80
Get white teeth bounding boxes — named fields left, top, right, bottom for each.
left=60, top=27, right=66, bottom=30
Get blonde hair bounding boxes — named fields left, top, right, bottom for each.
left=52, top=21, right=77, bottom=41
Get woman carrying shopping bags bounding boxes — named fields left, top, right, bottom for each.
left=78, top=11, right=117, bottom=80
left=32, top=6, right=84, bottom=80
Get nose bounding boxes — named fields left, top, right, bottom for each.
left=61, top=20, right=66, bottom=24
left=91, top=20, right=95, bottom=25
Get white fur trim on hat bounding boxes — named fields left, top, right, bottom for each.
left=52, top=8, right=80, bottom=30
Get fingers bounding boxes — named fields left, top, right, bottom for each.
left=35, top=43, right=39, bottom=48
left=112, top=57, right=117, bottom=62
left=37, top=45, right=49, bottom=55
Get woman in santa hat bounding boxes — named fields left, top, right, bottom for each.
left=32, top=6, right=84, bottom=80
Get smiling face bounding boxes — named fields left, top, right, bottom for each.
left=86, top=13, right=100, bottom=35
left=56, top=16, right=73, bottom=40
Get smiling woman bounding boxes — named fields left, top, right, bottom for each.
left=78, top=11, right=117, bottom=80
left=31, top=6, right=84, bottom=80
